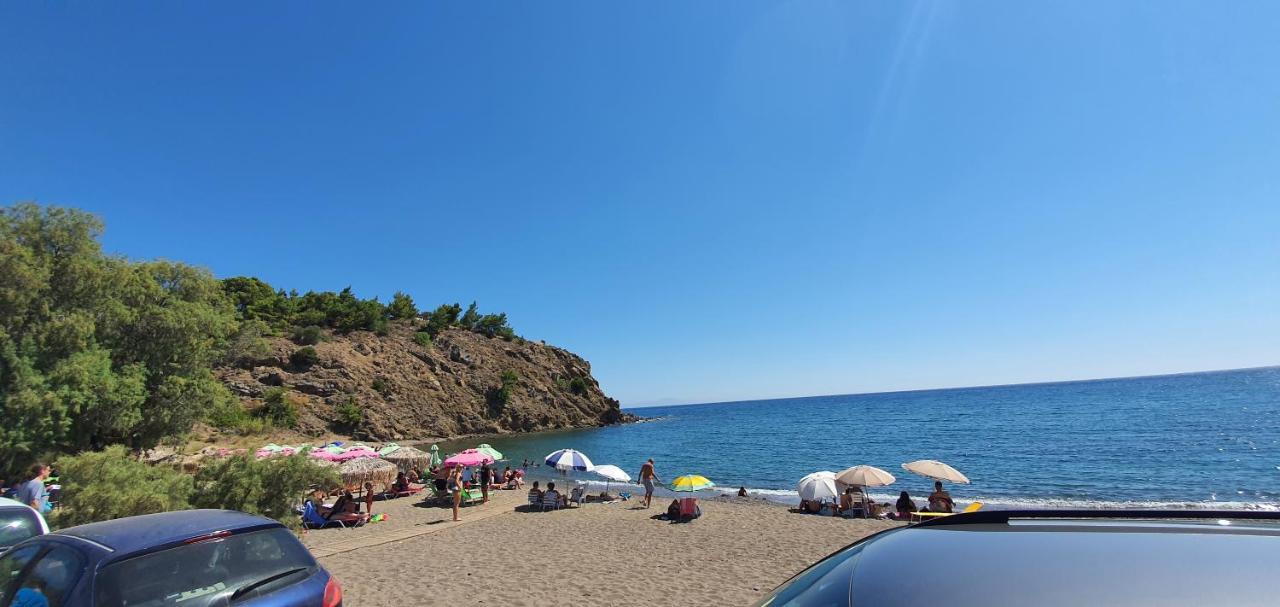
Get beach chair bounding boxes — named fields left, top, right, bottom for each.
left=570, top=484, right=587, bottom=506
left=527, top=491, right=543, bottom=508
left=459, top=487, right=483, bottom=505
left=962, top=501, right=983, bottom=513
left=678, top=498, right=701, bottom=520
left=541, top=491, right=562, bottom=511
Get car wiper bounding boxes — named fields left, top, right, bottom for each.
left=227, top=567, right=309, bottom=602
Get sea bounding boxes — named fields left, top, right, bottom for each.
left=436, top=367, right=1280, bottom=510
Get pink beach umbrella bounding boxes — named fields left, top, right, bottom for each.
left=443, top=449, right=495, bottom=468
left=335, top=446, right=380, bottom=461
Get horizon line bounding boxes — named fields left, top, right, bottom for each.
left=621, top=364, right=1280, bottom=410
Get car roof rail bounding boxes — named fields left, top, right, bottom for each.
left=914, top=509, right=1280, bottom=528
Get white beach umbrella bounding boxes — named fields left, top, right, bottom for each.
left=902, top=460, right=970, bottom=484
left=835, top=465, right=897, bottom=488
left=797, top=471, right=840, bottom=503
left=592, top=464, right=631, bottom=494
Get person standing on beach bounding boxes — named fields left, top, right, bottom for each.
left=479, top=462, right=493, bottom=503
left=638, top=459, right=660, bottom=508
left=449, top=465, right=464, bottom=521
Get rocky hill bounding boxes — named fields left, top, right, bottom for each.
left=215, top=323, right=632, bottom=441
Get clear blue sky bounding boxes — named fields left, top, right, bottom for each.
left=3, top=1, right=1278, bottom=406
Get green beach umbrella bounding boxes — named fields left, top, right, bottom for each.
left=476, top=443, right=504, bottom=461
left=429, top=444, right=442, bottom=467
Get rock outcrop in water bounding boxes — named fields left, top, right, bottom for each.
left=216, top=323, right=632, bottom=441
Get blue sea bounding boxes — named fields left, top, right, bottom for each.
left=438, top=367, right=1280, bottom=510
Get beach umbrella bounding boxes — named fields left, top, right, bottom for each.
left=671, top=474, right=715, bottom=492
left=339, top=457, right=398, bottom=490
left=429, top=444, right=442, bottom=468
left=797, top=471, right=840, bottom=503
left=475, top=443, right=504, bottom=461
left=902, top=460, right=970, bottom=484
left=592, top=464, right=631, bottom=494
left=335, top=445, right=380, bottom=461
left=835, top=465, right=897, bottom=488
left=378, top=442, right=402, bottom=456
left=545, top=449, right=594, bottom=471
left=444, top=448, right=495, bottom=468
left=383, top=446, right=431, bottom=473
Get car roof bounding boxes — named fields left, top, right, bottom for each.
left=54, top=509, right=281, bottom=556
left=0, top=497, right=28, bottom=509
left=846, top=511, right=1280, bottom=607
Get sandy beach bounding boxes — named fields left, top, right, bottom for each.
left=303, top=488, right=900, bottom=606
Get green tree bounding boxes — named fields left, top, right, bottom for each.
left=53, top=446, right=193, bottom=528
left=0, top=204, right=238, bottom=477
left=423, top=303, right=461, bottom=337
left=387, top=291, right=418, bottom=320
left=458, top=301, right=481, bottom=330
left=336, top=397, right=362, bottom=427
left=413, top=331, right=432, bottom=349
left=259, top=387, right=300, bottom=428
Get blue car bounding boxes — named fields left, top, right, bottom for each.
left=0, top=509, right=342, bottom=606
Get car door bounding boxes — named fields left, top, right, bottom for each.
left=0, top=542, right=87, bottom=607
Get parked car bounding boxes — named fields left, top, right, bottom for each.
left=0, top=497, right=49, bottom=552
left=0, top=509, right=341, bottom=606
left=757, top=509, right=1280, bottom=607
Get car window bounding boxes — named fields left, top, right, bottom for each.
left=0, top=509, right=43, bottom=549
left=9, top=545, right=85, bottom=607
left=95, top=527, right=315, bottom=606
left=0, top=545, right=42, bottom=604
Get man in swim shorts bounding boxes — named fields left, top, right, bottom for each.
left=638, top=458, right=660, bottom=508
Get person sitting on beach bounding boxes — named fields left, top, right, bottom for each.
left=545, top=482, right=567, bottom=507
left=895, top=491, right=918, bottom=520
left=799, top=499, right=823, bottom=514
left=512, top=469, right=525, bottom=489
left=836, top=487, right=857, bottom=517
left=666, top=499, right=681, bottom=520
left=737, top=487, right=748, bottom=497
left=928, top=481, right=954, bottom=513
left=392, top=472, right=410, bottom=493
left=528, top=481, right=544, bottom=504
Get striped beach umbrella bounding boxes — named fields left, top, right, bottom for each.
left=545, top=449, right=594, bottom=471
left=671, top=474, right=715, bottom=492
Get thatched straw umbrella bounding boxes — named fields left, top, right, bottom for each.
left=382, top=446, right=432, bottom=473
left=338, top=457, right=398, bottom=491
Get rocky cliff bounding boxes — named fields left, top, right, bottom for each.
left=216, top=323, right=631, bottom=441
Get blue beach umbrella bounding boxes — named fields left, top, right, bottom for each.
left=545, top=449, right=594, bottom=471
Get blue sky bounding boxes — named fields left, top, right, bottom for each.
left=3, top=1, right=1278, bottom=406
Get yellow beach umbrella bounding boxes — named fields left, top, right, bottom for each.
left=671, top=474, right=715, bottom=492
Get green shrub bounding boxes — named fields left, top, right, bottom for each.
left=191, top=454, right=339, bottom=529
left=568, top=376, right=590, bottom=395
left=53, top=446, right=193, bottom=528
left=259, top=387, right=299, bottom=428
left=336, top=397, right=362, bottom=427
left=371, top=378, right=388, bottom=394
left=291, top=325, right=325, bottom=345
left=290, top=346, right=319, bottom=368
left=386, top=291, right=418, bottom=320
left=496, top=370, right=519, bottom=404
left=413, top=331, right=432, bottom=349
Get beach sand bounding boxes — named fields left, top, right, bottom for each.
left=304, top=488, right=900, bottom=606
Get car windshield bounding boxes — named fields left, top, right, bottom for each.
left=95, top=527, right=315, bottom=607
left=0, top=508, right=41, bottom=549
